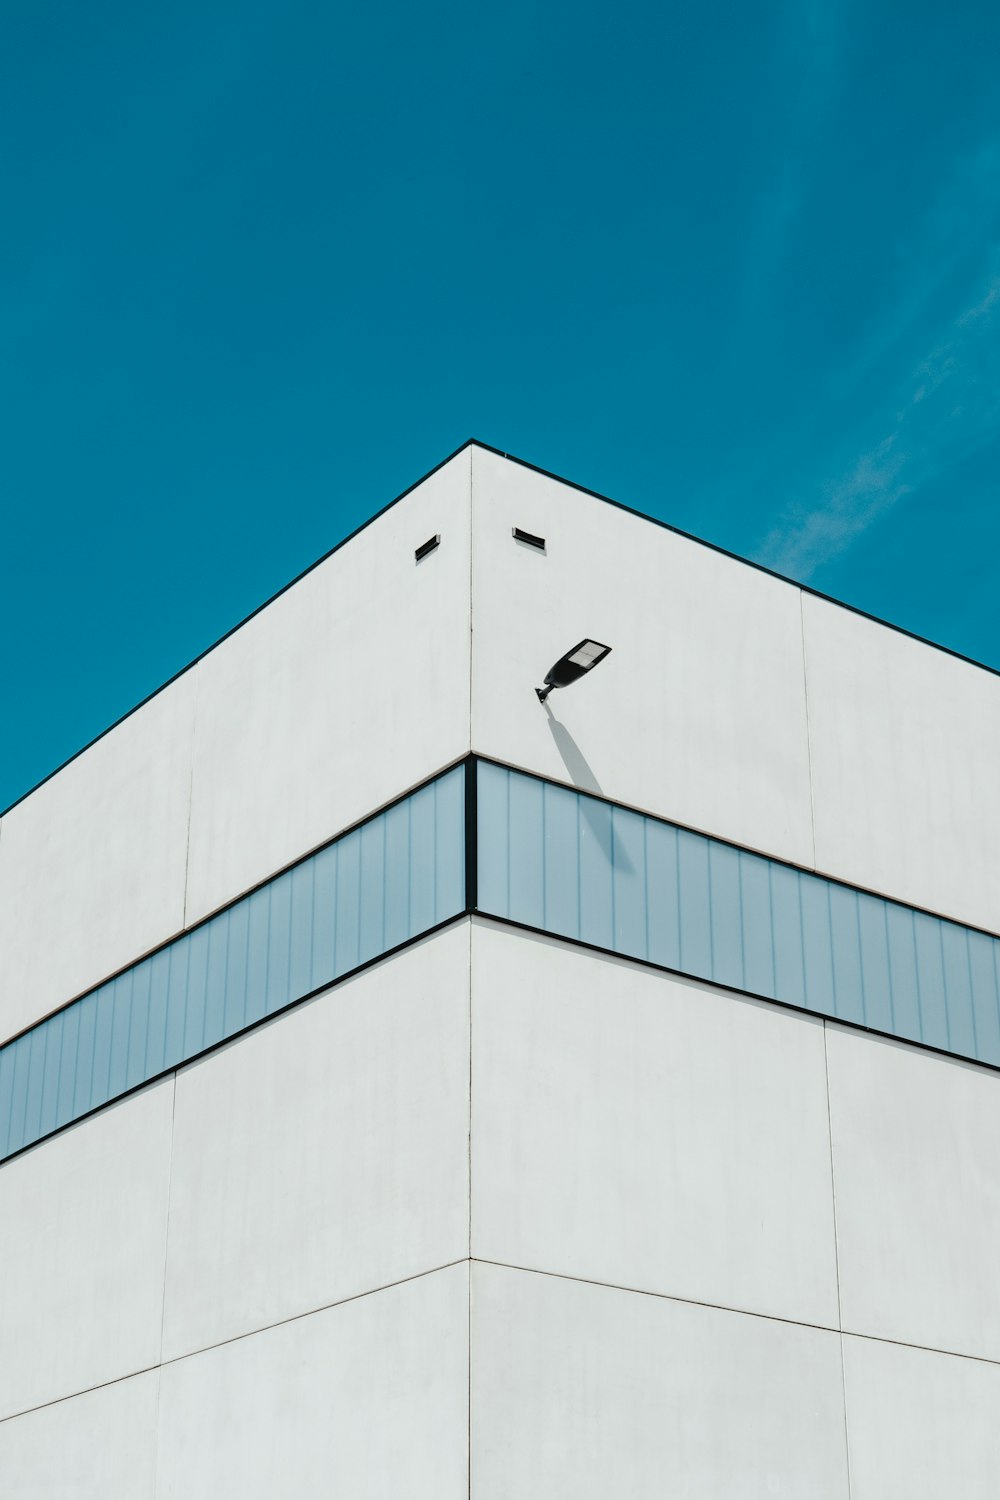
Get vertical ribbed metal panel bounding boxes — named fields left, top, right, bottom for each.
left=476, top=762, right=1000, bottom=1068
left=0, top=764, right=465, bottom=1162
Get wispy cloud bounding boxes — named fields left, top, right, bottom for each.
left=825, top=139, right=1000, bottom=408
left=755, top=257, right=1000, bottom=579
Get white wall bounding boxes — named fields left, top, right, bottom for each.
left=5, top=442, right=1000, bottom=1492
left=843, top=1334, right=1000, bottom=1500
left=827, top=1021, right=1000, bottom=1362
left=803, top=593, right=1000, bottom=931
left=471, top=1260, right=850, bottom=1500
left=469, top=922, right=1000, bottom=1497
left=157, top=1264, right=469, bottom=1500
left=184, top=449, right=472, bottom=926
left=162, top=923, right=470, bottom=1360
left=0, top=1369, right=159, bottom=1500
left=0, top=1267, right=470, bottom=1500
left=470, top=446, right=816, bottom=870
left=0, top=931, right=470, bottom=1431
left=1, top=448, right=472, bottom=1044
left=7, top=441, right=999, bottom=1050
left=0, top=1078, right=173, bottom=1421
left=0, top=674, right=196, bottom=1045
left=2, top=919, right=999, bottom=1493
left=470, top=920, right=839, bottom=1329
left=469, top=446, right=1000, bottom=937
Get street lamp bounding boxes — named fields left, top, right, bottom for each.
left=535, top=639, right=612, bottom=703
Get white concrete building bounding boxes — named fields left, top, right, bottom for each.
left=2, top=440, right=1000, bottom=1497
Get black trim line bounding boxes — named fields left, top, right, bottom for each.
left=469, top=912, right=1000, bottom=1080
left=1, top=441, right=476, bottom=818
left=0, top=912, right=471, bottom=1170
left=464, top=755, right=478, bottom=914
left=6, top=747, right=998, bottom=1056
left=0, top=755, right=471, bottom=1050
left=8, top=716, right=1000, bottom=1168
left=7, top=745, right=998, bottom=1062
left=7, top=437, right=999, bottom=820
left=7, top=897, right=997, bottom=1170
left=472, top=752, right=1000, bottom=943
left=469, top=440, right=1000, bottom=682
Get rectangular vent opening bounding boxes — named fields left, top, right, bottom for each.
left=415, top=534, right=440, bottom=562
left=513, top=526, right=546, bottom=552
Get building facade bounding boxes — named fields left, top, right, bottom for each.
left=2, top=441, right=999, bottom=1496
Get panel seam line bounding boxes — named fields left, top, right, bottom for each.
left=823, top=1019, right=854, bottom=1498
left=0, top=1258, right=473, bottom=1428
left=469, top=1257, right=1000, bottom=1367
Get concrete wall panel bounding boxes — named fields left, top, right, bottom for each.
left=1, top=450, right=472, bottom=1051
left=471, top=1260, right=849, bottom=1500
left=0, top=1369, right=158, bottom=1500
left=0, top=1079, right=173, bottom=1420
left=803, top=593, right=1000, bottom=932
left=157, top=1263, right=469, bottom=1500
left=827, top=1023, right=1000, bottom=1360
left=184, top=451, right=471, bottom=926
left=0, top=673, right=196, bottom=1044
left=470, top=447, right=815, bottom=868
left=162, top=925, right=471, bottom=1360
left=471, top=921, right=840, bottom=1328
left=843, top=1335, right=1000, bottom=1500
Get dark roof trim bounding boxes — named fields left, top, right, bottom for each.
left=4, top=437, right=997, bottom=818
left=470, top=439, right=1000, bottom=682
left=2, top=440, right=476, bottom=817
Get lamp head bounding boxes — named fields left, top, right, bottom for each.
left=536, top=639, right=612, bottom=703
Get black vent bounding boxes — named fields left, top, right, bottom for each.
left=415, top=534, right=440, bottom=562
left=512, top=526, right=546, bottom=552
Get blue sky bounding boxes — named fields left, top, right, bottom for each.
left=3, top=0, right=999, bottom=810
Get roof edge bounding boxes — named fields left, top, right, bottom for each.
left=467, top=438, right=1000, bottom=683
left=2, top=440, right=478, bottom=818
left=5, top=436, right=996, bottom=818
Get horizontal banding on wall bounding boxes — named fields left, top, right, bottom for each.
left=0, top=765, right=467, bottom=1163
left=3, top=756, right=999, bottom=1165
left=475, top=761, right=1000, bottom=1067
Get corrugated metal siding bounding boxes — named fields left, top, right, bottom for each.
left=0, top=765, right=465, bottom=1162
left=477, top=761, right=1000, bottom=1065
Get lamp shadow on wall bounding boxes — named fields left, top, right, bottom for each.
left=542, top=706, right=635, bottom=875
